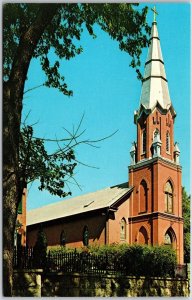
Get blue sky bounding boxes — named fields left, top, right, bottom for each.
left=23, top=3, right=190, bottom=210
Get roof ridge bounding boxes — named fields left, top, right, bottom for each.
left=28, top=182, right=128, bottom=212
left=27, top=183, right=132, bottom=226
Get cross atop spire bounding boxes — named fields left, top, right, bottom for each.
left=151, top=6, right=158, bottom=22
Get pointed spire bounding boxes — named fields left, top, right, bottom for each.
left=152, top=130, right=162, bottom=157
left=139, top=17, right=174, bottom=113
left=130, top=142, right=136, bottom=165
left=174, top=142, right=180, bottom=165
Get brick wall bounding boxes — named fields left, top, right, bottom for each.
left=27, top=210, right=107, bottom=248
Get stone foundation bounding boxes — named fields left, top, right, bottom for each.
left=13, top=270, right=190, bottom=297
left=13, top=269, right=42, bottom=297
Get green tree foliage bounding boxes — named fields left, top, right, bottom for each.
left=182, top=187, right=190, bottom=263
left=4, top=3, right=150, bottom=85
left=48, top=243, right=177, bottom=277
left=3, top=3, right=150, bottom=295
left=4, top=3, right=151, bottom=200
left=33, top=227, right=48, bottom=268
left=88, top=244, right=177, bottom=277
left=19, top=125, right=77, bottom=198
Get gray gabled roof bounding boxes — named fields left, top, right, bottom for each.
left=27, top=183, right=133, bottom=226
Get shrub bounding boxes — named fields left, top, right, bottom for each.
left=120, top=244, right=177, bottom=277
left=88, top=243, right=177, bottom=277
left=47, top=245, right=76, bottom=255
left=46, top=243, right=177, bottom=277
left=151, top=245, right=177, bottom=277
left=33, top=227, right=47, bottom=268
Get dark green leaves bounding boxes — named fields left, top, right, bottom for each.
left=41, top=56, right=73, bottom=96
left=4, top=3, right=150, bottom=87
left=182, top=187, right=190, bottom=263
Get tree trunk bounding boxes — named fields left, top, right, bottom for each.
left=3, top=82, right=20, bottom=296
left=3, top=4, right=59, bottom=295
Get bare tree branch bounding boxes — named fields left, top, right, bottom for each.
left=24, top=83, right=45, bottom=95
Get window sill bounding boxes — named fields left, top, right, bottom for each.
left=139, top=211, right=147, bottom=214
left=164, top=211, right=174, bottom=215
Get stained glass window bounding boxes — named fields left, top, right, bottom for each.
left=165, top=181, right=173, bottom=213
left=120, top=219, right=126, bottom=240
left=139, top=180, right=147, bottom=213
left=166, top=131, right=170, bottom=152
left=164, top=232, right=172, bottom=246
left=142, top=129, right=146, bottom=153
left=83, top=226, right=89, bottom=246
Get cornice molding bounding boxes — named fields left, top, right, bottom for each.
left=128, top=156, right=182, bottom=172
left=128, top=211, right=183, bottom=223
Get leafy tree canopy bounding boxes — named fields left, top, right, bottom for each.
left=4, top=2, right=151, bottom=198
left=4, top=3, right=150, bottom=91
left=3, top=3, right=151, bottom=296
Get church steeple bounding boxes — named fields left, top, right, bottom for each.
left=128, top=9, right=183, bottom=265
left=138, top=14, right=176, bottom=117
left=133, top=15, right=178, bottom=163
left=139, top=20, right=172, bottom=111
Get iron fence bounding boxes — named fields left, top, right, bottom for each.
left=46, top=251, right=125, bottom=274
left=13, top=247, right=188, bottom=278
left=14, top=247, right=34, bottom=269
left=13, top=248, right=125, bottom=274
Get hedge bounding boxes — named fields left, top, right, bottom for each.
left=48, top=243, right=177, bottom=277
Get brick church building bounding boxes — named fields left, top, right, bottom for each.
left=25, top=18, right=184, bottom=264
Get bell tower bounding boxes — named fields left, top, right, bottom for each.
left=128, top=11, right=183, bottom=264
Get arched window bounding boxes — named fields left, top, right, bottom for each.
left=137, top=226, right=148, bottom=245
left=164, top=181, right=173, bottom=213
left=83, top=226, right=89, bottom=246
left=164, top=228, right=176, bottom=249
left=166, top=131, right=170, bottom=152
left=164, top=232, right=172, bottom=246
left=60, top=230, right=66, bottom=246
left=120, top=218, right=126, bottom=240
left=139, top=180, right=147, bottom=213
left=142, top=129, right=146, bottom=153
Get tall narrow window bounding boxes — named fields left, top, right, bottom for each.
left=164, top=228, right=176, bottom=249
left=164, top=181, right=173, bottom=213
left=164, top=232, right=172, bottom=246
left=17, top=200, right=22, bottom=214
left=166, top=131, right=170, bottom=152
left=137, top=226, right=148, bottom=245
left=83, top=226, right=89, bottom=246
left=60, top=230, right=66, bottom=246
left=139, top=180, right=147, bottom=213
left=142, top=129, right=146, bottom=153
left=120, top=218, right=126, bottom=240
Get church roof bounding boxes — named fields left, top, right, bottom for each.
left=139, top=20, right=174, bottom=113
left=27, top=183, right=133, bottom=226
